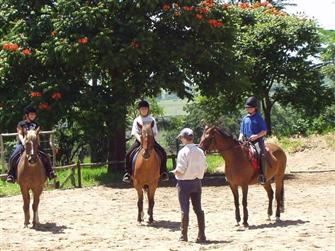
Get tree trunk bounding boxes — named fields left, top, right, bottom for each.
left=107, top=111, right=126, bottom=173
left=262, top=96, right=273, bottom=136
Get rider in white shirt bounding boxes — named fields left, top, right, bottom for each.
left=123, top=100, right=169, bottom=183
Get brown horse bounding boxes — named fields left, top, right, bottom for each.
left=132, top=121, right=160, bottom=224
left=199, top=126, right=286, bottom=227
left=17, top=129, right=47, bottom=227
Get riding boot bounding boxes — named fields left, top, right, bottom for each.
left=123, top=154, right=132, bottom=183
left=195, top=211, right=206, bottom=243
left=258, top=155, right=266, bottom=185
left=159, top=155, right=169, bottom=181
left=179, top=214, right=189, bottom=242
left=39, top=153, right=57, bottom=179
left=6, top=160, right=17, bottom=183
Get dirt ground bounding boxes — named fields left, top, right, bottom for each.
left=1, top=144, right=334, bottom=251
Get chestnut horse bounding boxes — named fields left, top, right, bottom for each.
left=17, top=130, right=47, bottom=227
left=199, top=126, right=286, bottom=227
left=132, top=121, right=160, bottom=224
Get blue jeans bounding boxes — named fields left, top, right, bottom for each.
left=7, top=144, right=53, bottom=178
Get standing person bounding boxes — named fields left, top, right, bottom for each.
left=171, top=128, right=208, bottom=243
left=239, top=96, right=268, bottom=184
left=123, top=100, right=169, bottom=183
left=6, top=105, right=57, bottom=183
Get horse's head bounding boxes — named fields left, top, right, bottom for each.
left=24, top=130, right=39, bottom=164
left=199, top=125, right=219, bottom=153
left=138, top=121, right=155, bottom=159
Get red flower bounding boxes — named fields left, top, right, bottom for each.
left=31, top=92, right=42, bottom=97
left=183, top=6, right=193, bottom=11
left=78, top=37, right=89, bottom=44
left=208, top=19, right=224, bottom=28
left=2, top=43, right=19, bottom=52
left=163, top=4, right=170, bottom=11
left=39, top=102, right=49, bottom=110
left=51, top=31, right=57, bottom=37
left=131, top=40, right=140, bottom=48
left=22, top=48, right=32, bottom=56
left=239, top=2, right=250, bottom=9
left=196, top=14, right=204, bottom=20
left=51, top=92, right=62, bottom=100
left=202, top=0, right=214, bottom=8
left=196, top=7, right=209, bottom=14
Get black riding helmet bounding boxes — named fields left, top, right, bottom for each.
left=245, top=96, right=259, bottom=108
left=23, top=105, right=37, bottom=114
left=138, top=100, right=149, bottom=109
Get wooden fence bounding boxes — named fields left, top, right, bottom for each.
left=0, top=154, right=177, bottom=189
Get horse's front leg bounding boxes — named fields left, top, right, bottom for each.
left=241, top=185, right=249, bottom=227
left=147, top=185, right=157, bottom=224
left=229, top=184, right=240, bottom=226
left=20, top=186, right=30, bottom=227
left=32, top=187, right=43, bottom=227
left=263, top=183, right=274, bottom=220
left=136, top=187, right=144, bottom=223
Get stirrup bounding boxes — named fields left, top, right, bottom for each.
left=258, top=174, right=266, bottom=185
left=6, top=175, right=15, bottom=183
left=160, top=172, right=169, bottom=181
left=48, top=171, right=57, bottom=180
left=122, top=173, right=131, bottom=183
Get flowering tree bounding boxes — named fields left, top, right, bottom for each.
left=0, top=0, right=242, bottom=169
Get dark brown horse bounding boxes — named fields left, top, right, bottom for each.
left=132, top=121, right=160, bottom=224
left=199, top=126, right=286, bottom=227
left=17, top=129, right=47, bottom=227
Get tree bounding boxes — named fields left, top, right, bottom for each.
left=1, top=1, right=243, bottom=170
left=233, top=3, right=334, bottom=134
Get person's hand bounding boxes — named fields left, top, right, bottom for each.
left=249, top=134, right=258, bottom=142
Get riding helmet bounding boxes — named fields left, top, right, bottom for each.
left=23, top=105, right=37, bottom=114
left=245, top=96, right=259, bottom=108
left=138, top=100, right=149, bottom=109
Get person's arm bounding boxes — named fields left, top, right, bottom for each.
left=239, top=118, right=244, bottom=141
left=171, top=150, right=188, bottom=176
left=152, top=117, right=158, bottom=137
left=131, top=118, right=141, bottom=142
left=249, top=130, right=267, bottom=142
left=249, top=115, right=267, bottom=141
left=17, top=126, right=25, bottom=145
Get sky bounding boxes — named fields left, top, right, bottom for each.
left=285, top=0, right=335, bottom=30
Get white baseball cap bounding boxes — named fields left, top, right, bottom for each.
left=177, top=128, right=194, bottom=138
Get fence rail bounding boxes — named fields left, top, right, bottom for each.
left=0, top=154, right=178, bottom=189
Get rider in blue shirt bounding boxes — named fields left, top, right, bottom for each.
left=239, top=96, right=268, bottom=184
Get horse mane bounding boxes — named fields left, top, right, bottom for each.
left=26, top=130, right=37, bottom=142
left=213, top=126, right=238, bottom=143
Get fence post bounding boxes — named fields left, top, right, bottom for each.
left=77, top=161, right=82, bottom=188
left=70, top=167, right=76, bottom=187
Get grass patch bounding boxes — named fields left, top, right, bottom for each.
left=158, top=99, right=188, bottom=116
left=277, top=138, right=306, bottom=153
left=324, top=133, right=335, bottom=150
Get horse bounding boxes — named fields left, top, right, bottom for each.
left=17, top=129, right=47, bottom=227
left=132, top=121, right=160, bottom=224
left=199, top=126, right=286, bottom=227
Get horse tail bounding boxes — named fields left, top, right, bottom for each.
left=280, top=179, right=285, bottom=213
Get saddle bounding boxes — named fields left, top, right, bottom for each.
left=247, top=144, right=260, bottom=171
left=129, top=146, right=162, bottom=173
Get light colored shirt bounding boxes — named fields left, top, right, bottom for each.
left=173, top=143, right=208, bottom=180
left=131, top=115, right=158, bottom=138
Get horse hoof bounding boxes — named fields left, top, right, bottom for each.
left=276, top=217, right=281, bottom=222
left=243, top=223, right=249, bottom=228
left=24, top=224, right=29, bottom=228
left=266, top=216, right=271, bottom=221
left=235, top=223, right=240, bottom=227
